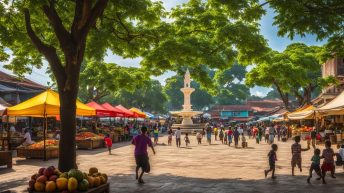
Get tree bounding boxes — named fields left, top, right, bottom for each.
left=246, top=43, right=335, bottom=109
left=0, top=0, right=269, bottom=171
left=164, top=74, right=213, bottom=111
left=0, top=0, right=165, bottom=171
left=110, top=80, right=167, bottom=113
left=265, top=0, right=344, bottom=57
left=214, top=63, right=250, bottom=105
left=78, top=60, right=148, bottom=103
left=140, top=0, right=269, bottom=87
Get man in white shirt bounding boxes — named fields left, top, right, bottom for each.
left=175, top=127, right=181, bottom=148
left=22, top=128, right=34, bottom=146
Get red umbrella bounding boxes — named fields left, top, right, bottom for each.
left=86, top=101, right=112, bottom=117
left=115, top=105, right=137, bottom=118
left=101, top=103, right=125, bottom=117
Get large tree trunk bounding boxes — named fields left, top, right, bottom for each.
left=274, top=83, right=290, bottom=110
left=24, top=0, right=108, bottom=171
left=58, top=89, right=78, bottom=171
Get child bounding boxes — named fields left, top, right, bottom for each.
left=196, top=132, right=202, bottom=144
left=307, top=148, right=322, bottom=183
left=185, top=133, right=190, bottom=147
left=291, top=136, right=309, bottom=176
left=265, top=144, right=278, bottom=179
left=168, top=129, right=173, bottom=146
left=219, top=129, right=224, bottom=144
left=255, top=132, right=260, bottom=144
left=104, top=134, right=113, bottom=155
left=241, top=134, right=247, bottom=148
left=321, top=140, right=336, bottom=184
left=224, top=130, right=228, bottom=145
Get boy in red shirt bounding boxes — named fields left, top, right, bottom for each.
left=104, top=134, right=113, bottom=155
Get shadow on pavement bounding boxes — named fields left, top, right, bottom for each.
left=108, top=173, right=344, bottom=193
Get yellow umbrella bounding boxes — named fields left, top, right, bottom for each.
left=129, top=107, right=147, bottom=118
left=7, top=89, right=95, bottom=117
left=6, top=89, right=95, bottom=161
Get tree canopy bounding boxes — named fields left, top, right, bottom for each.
left=245, top=43, right=335, bottom=109
left=267, top=0, right=344, bottom=57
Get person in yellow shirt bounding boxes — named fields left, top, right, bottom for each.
left=214, top=127, right=218, bottom=141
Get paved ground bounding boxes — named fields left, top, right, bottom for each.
left=1, top=135, right=344, bottom=193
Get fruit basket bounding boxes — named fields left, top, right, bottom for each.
left=28, top=166, right=109, bottom=193
left=16, top=140, right=59, bottom=159
left=76, top=139, right=104, bottom=150
left=76, top=132, right=104, bottom=150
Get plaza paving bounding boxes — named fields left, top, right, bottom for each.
left=1, top=135, right=344, bottom=193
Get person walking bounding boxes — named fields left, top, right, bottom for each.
left=168, top=128, right=173, bottom=146
left=269, top=126, right=275, bottom=144
left=132, top=126, right=156, bottom=184
left=153, top=127, right=159, bottom=145
left=311, top=128, right=317, bottom=149
left=219, top=128, right=224, bottom=144
left=214, top=126, right=218, bottom=141
left=206, top=126, right=212, bottom=145
left=264, top=126, right=270, bottom=143
left=227, top=128, right=233, bottom=146
left=175, top=127, right=181, bottom=148
left=233, top=127, right=240, bottom=148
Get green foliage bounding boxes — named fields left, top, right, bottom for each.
left=78, top=60, right=149, bottom=102
left=140, top=0, right=269, bottom=87
left=268, top=0, right=344, bottom=57
left=246, top=43, right=326, bottom=107
left=108, top=80, right=167, bottom=113
left=214, top=62, right=250, bottom=104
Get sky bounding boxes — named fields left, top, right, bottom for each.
left=0, top=0, right=325, bottom=97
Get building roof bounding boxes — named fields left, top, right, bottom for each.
left=0, top=71, right=46, bottom=90
left=212, top=105, right=252, bottom=111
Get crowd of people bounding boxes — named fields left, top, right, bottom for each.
left=127, top=122, right=344, bottom=185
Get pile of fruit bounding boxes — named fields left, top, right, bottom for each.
left=27, top=140, right=59, bottom=150
left=28, top=166, right=108, bottom=192
left=75, top=132, right=103, bottom=141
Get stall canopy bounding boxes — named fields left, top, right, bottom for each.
left=115, top=105, right=137, bottom=118
left=6, top=89, right=96, bottom=117
left=144, top=112, right=155, bottom=119
left=287, top=105, right=315, bottom=120
left=130, top=107, right=146, bottom=118
left=317, top=91, right=344, bottom=116
left=101, top=103, right=125, bottom=117
left=86, top=101, right=113, bottom=117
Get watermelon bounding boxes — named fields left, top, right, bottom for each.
left=78, top=179, right=89, bottom=191
left=68, top=169, right=84, bottom=182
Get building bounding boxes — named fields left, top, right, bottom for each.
left=312, top=56, right=344, bottom=106
left=0, top=71, right=46, bottom=106
left=209, top=99, right=283, bottom=122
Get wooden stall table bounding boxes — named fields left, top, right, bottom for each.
left=0, top=151, right=12, bottom=169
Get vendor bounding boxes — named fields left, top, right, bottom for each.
left=22, top=128, right=35, bottom=146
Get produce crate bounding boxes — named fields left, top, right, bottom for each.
left=76, top=139, right=104, bottom=150
left=16, top=148, right=59, bottom=159
left=0, top=151, right=12, bottom=168
left=28, top=183, right=110, bottom=193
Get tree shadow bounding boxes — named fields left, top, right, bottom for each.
left=107, top=173, right=344, bottom=193
left=0, top=168, right=16, bottom=175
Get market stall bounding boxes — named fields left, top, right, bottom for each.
left=316, top=91, right=344, bottom=144
left=287, top=105, right=316, bottom=120
left=6, top=89, right=95, bottom=160
left=129, top=107, right=147, bottom=118
left=115, top=105, right=136, bottom=118
left=76, top=132, right=105, bottom=149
